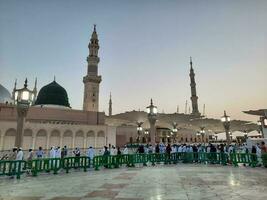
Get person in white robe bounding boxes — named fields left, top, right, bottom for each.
left=49, top=147, right=56, bottom=168
left=123, top=146, right=128, bottom=155
left=14, top=148, right=24, bottom=174
left=228, top=145, right=234, bottom=154
left=55, top=147, right=61, bottom=158
left=189, top=146, right=193, bottom=153
left=171, top=145, right=176, bottom=153
left=182, top=145, right=187, bottom=153
left=87, top=146, right=95, bottom=160
left=256, top=144, right=262, bottom=165
left=49, top=147, right=56, bottom=158
left=160, top=143, right=165, bottom=154
left=113, top=146, right=118, bottom=155
left=148, top=145, right=154, bottom=154
left=16, top=148, right=24, bottom=160
left=206, top=145, right=211, bottom=153
left=178, top=145, right=183, bottom=153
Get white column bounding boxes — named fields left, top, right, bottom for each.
left=32, top=134, right=36, bottom=149
left=0, top=135, right=4, bottom=151
left=60, top=134, right=63, bottom=147
left=94, top=134, right=97, bottom=148
left=46, top=134, right=50, bottom=150
left=72, top=135, right=75, bottom=149
left=83, top=135, right=86, bottom=149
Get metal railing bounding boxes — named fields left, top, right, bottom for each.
left=0, top=152, right=264, bottom=179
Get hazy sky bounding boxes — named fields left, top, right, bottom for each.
left=0, top=0, right=266, bottom=122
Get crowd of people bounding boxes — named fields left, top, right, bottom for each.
left=1, top=141, right=267, bottom=164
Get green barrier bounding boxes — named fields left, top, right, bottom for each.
left=0, top=160, right=26, bottom=179
left=0, top=153, right=261, bottom=179
left=93, top=156, right=103, bottom=170
left=62, top=156, right=90, bottom=173
left=31, top=158, right=61, bottom=176
left=113, top=155, right=128, bottom=167
left=262, top=153, right=267, bottom=168
left=127, top=154, right=135, bottom=167
left=229, top=153, right=258, bottom=167
left=93, top=155, right=115, bottom=170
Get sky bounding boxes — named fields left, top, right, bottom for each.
left=0, top=0, right=266, bottom=122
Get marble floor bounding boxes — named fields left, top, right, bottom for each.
left=0, top=164, right=266, bottom=200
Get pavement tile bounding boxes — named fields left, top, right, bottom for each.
left=0, top=164, right=266, bottom=200
left=49, top=197, right=82, bottom=200
left=100, top=183, right=129, bottom=190
left=0, top=197, right=42, bottom=200
left=85, top=190, right=119, bottom=199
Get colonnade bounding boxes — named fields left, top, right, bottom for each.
left=0, top=128, right=106, bottom=151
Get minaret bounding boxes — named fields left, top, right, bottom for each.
left=189, top=57, right=200, bottom=116
left=33, top=78, right=37, bottom=103
left=83, top=25, right=102, bottom=112
left=109, top=92, right=112, bottom=116
left=185, top=100, right=188, bottom=114
left=12, top=79, right=17, bottom=102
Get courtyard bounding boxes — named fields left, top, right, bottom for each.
left=0, top=164, right=266, bottom=200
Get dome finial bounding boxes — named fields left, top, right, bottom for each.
left=54, top=76, right=56, bottom=82
left=34, top=77, right=37, bottom=88
left=190, top=56, right=193, bottom=69
left=14, top=79, right=17, bottom=89
left=24, top=78, right=28, bottom=88
left=150, top=98, right=153, bottom=106
left=94, top=24, right=96, bottom=32
left=33, top=78, right=37, bottom=92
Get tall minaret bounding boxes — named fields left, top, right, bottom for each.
left=83, top=25, right=102, bottom=112
left=33, top=78, right=37, bottom=103
left=109, top=92, right=112, bottom=116
left=189, top=57, right=200, bottom=116
left=185, top=100, right=188, bottom=114
left=12, top=79, right=17, bottom=102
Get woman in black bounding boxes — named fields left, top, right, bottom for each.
left=165, top=144, right=172, bottom=164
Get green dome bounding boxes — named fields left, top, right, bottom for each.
left=35, top=81, right=70, bottom=107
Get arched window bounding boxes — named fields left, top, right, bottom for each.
left=75, top=130, right=84, bottom=148
left=87, top=131, right=95, bottom=148
left=96, top=131, right=105, bottom=148
left=50, top=130, right=60, bottom=147
left=23, top=129, right=33, bottom=150
left=4, top=128, right=16, bottom=150
left=63, top=130, right=73, bottom=148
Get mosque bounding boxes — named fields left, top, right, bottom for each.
left=0, top=26, right=260, bottom=151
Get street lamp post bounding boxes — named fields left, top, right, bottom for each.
left=257, top=120, right=263, bottom=138
left=146, top=99, right=158, bottom=146
left=221, top=111, right=231, bottom=146
left=14, top=79, right=34, bottom=148
left=144, top=130, right=149, bottom=143
left=196, top=132, right=201, bottom=143
left=200, top=126, right=205, bottom=143
left=136, top=122, right=143, bottom=143
left=229, top=132, right=233, bottom=142
left=244, top=130, right=248, bottom=142
left=211, top=135, right=215, bottom=142
left=172, top=122, right=178, bottom=144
